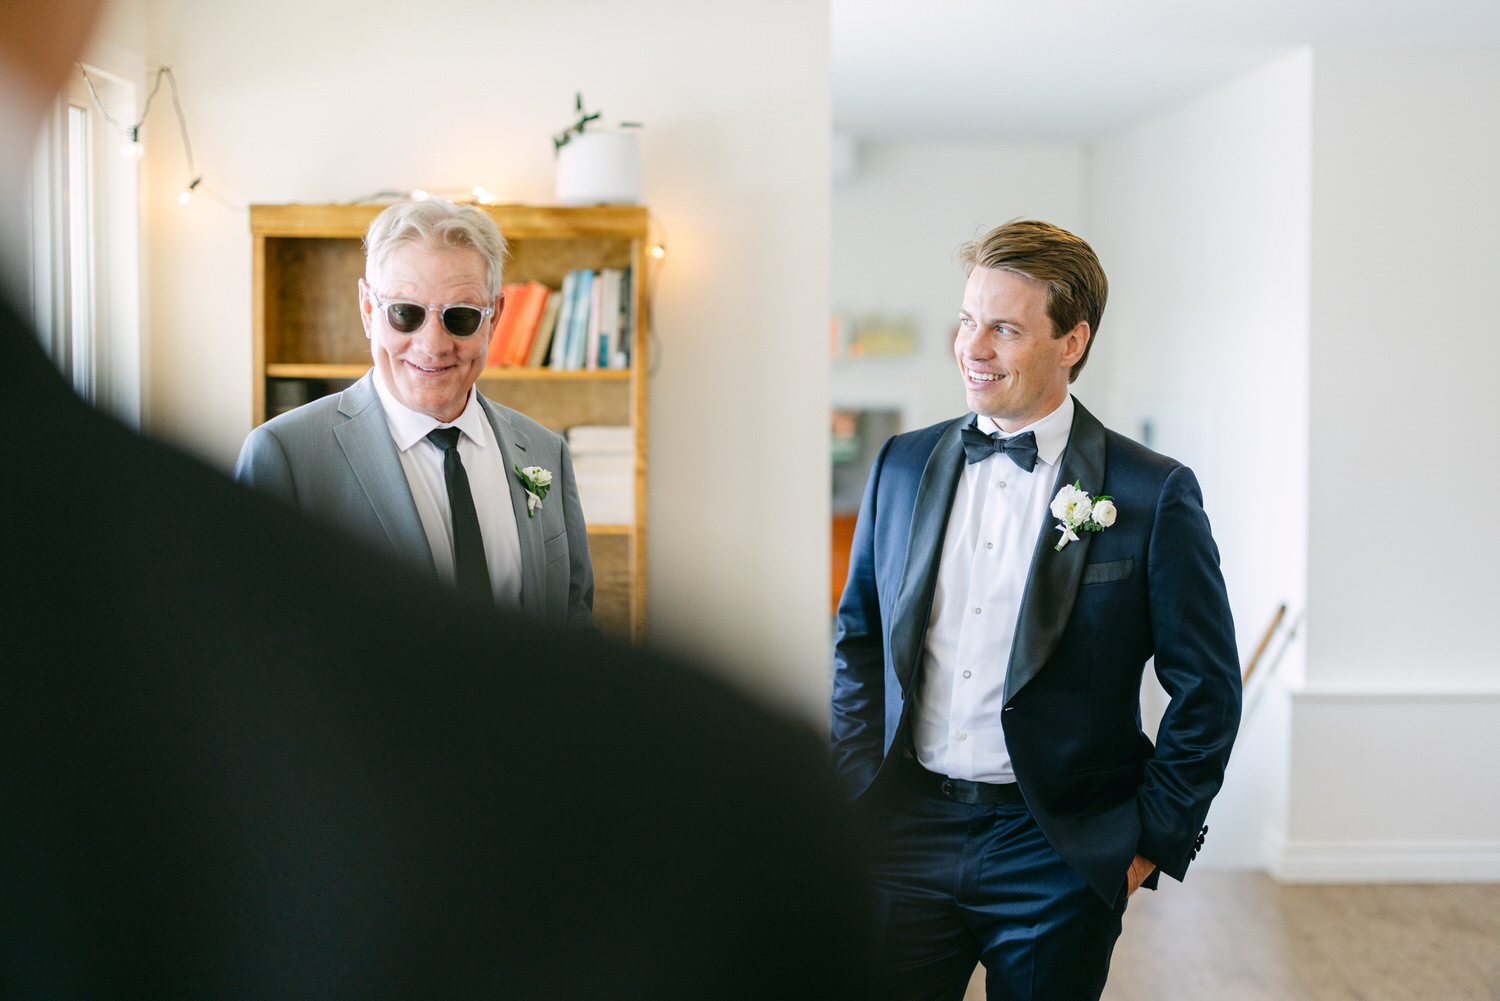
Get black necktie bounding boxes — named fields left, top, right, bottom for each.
left=960, top=425, right=1039, bottom=472
left=426, top=427, right=490, bottom=599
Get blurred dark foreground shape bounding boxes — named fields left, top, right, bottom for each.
left=0, top=297, right=872, bottom=999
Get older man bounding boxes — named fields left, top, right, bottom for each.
left=832, top=220, right=1241, bottom=1000
left=235, top=200, right=591, bottom=623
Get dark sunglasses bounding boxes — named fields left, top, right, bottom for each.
left=364, top=283, right=494, bottom=338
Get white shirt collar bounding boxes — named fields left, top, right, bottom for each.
left=371, top=368, right=489, bottom=453
left=975, top=393, right=1074, bottom=468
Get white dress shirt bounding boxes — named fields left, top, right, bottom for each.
left=914, top=395, right=1075, bottom=783
left=372, top=371, right=523, bottom=605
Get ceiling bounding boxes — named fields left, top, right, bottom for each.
left=832, top=0, right=1500, bottom=141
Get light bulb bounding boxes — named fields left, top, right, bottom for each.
left=472, top=185, right=495, bottom=204
left=648, top=244, right=666, bottom=260
left=178, top=176, right=202, bottom=205
left=121, top=141, right=145, bottom=159
left=411, top=188, right=430, bottom=201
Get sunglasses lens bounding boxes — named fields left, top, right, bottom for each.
left=442, top=306, right=484, bottom=337
left=386, top=302, right=426, bottom=333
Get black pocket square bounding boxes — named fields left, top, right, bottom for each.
left=1080, top=558, right=1133, bottom=586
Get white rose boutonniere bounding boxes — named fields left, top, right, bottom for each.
left=514, top=464, right=553, bottom=517
left=1050, top=480, right=1115, bottom=551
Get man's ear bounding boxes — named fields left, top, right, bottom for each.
left=1061, top=321, right=1090, bottom=368
left=491, top=290, right=506, bottom=335
left=358, top=278, right=375, bottom=340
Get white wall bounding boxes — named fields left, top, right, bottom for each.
left=1089, top=50, right=1314, bottom=868
left=831, top=141, right=1086, bottom=433
left=1284, top=45, right=1500, bottom=878
left=1307, top=47, right=1500, bottom=692
left=133, top=0, right=833, bottom=718
left=1090, top=45, right=1500, bottom=878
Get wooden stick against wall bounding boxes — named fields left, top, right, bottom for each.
left=1242, top=603, right=1287, bottom=684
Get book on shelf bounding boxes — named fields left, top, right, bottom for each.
left=502, top=281, right=551, bottom=367
left=567, top=424, right=635, bottom=524
left=563, top=269, right=595, bottom=370
left=547, top=271, right=579, bottom=370
left=615, top=267, right=633, bottom=370
left=525, top=291, right=563, bottom=368
left=485, top=282, right=525, bottom=368
left=539, top=268, right=635, bottom=370
left=596, top=268, right=622, bottom=370
left=583, top=272, right=604, bottom=372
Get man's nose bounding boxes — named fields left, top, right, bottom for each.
left=956, top=325, right=986, bottom=357
left=409, top=308, right=454, bottom=352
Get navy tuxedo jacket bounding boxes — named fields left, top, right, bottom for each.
left=831, top=398, right=1241, bottom=905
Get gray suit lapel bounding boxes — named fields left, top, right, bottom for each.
left=1003, top=399, right=1108, bottom=703
left=889, top=418, right=968, bottom=691
left=479, top=394, right=545, bottom=616
left=333, top=374, right=433, bottom=570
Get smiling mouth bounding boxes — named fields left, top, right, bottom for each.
left=406, top=361, right=452, bottom=375
left=965, top=367, right=1005, bottom=383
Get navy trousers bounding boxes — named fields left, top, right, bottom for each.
left=866, top=771, right=1126, bottom=1001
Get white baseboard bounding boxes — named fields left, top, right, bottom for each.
left=1265, top=828, right=1500, bottom=882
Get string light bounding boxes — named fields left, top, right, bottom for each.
left=120, top=125, right=145, bottom=159
left=77, top=63, right=240, bottom=211
left=648, top=244, right=666, bottom=260
left=411, top=189, right=431, bottom=201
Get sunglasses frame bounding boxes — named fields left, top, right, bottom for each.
left=362, top=280, right=496, bottom=338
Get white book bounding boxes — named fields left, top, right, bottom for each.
left=567, top=424, right=635, bottom=454
left=597, top=268, right=622, bottom=371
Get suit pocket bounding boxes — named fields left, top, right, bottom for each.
left=543, top=529, right=568, bottom=568
left=1081, top=558, right=1133, bottom=585
left=1068, top=760, right=1144, bottom=811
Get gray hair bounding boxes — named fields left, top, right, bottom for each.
left=363, top=199, right=509, bottom=297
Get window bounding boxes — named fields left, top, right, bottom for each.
left=30, top=62, right=142, bottom=427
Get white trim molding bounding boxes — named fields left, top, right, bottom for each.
left=1268, top=831, right=1500, bottom=883
left=1273, top=688, right=1500, bottom=883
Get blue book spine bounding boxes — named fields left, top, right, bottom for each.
left=548, top=270, right=578, bottom=369
left=565, top=268, right=594, bottom=369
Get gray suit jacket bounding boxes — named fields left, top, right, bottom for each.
left=234, top=373, right=593, bottom=628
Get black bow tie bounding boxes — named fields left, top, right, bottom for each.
left=960, top=425, right=1039, bottom=472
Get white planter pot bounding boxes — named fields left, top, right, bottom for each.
left=555, top=131, right=642, bottom=206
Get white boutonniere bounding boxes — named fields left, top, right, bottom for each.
left=1049, top=480, right=1115, bottom=551
left=514, top=464, right=553, bottom=517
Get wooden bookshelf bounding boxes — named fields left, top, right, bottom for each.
left=250, top=203, right=649, bottom=643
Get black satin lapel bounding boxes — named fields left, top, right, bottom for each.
left=889, top=418, right=969, bottom=691
left=1004, top=401, right=1108, bottom=704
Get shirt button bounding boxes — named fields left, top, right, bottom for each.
left=956, top=731, right=968, bottom=741
left=985, top=542, right=994, bottom=550
left=973, top=607, right=982, bottom=615
left=962, top=670, right=972, bottom=679
left=997, top=480, right=1007, bottom=489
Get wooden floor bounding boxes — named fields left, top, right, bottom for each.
left=961, top=872, right=1500, bottom=1000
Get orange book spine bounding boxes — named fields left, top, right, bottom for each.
left=486, top=283, right=524, bottom=367
left=505, top=282, right=550, bottom=367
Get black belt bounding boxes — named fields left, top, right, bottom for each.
left=915, top=766, right=1025, bottom=805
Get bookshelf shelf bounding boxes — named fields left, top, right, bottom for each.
left=250, top=203, right=649, bottom=643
